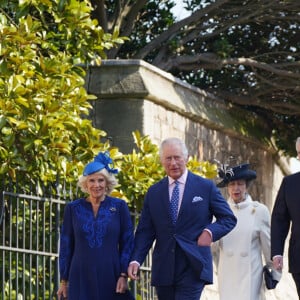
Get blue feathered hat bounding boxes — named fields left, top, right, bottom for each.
left=217, top=163, right=256, bottom=187
left=83, top=151, right=118, bottom=176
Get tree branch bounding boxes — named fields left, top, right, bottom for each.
left=215, top=91, right=300, bottom=116
left=134, top=0, right=230, bottom=59
left=107, top=0, right=148, bottom=58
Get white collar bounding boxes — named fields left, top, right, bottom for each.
left=229, top=194, right=253, bottom=209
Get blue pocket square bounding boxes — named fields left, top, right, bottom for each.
left=192, top=196, right=203, bottom=202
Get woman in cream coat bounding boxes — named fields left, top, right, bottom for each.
left=215, top=163, right=281, bottom=300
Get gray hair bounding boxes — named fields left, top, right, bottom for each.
left=159, top=137, right=188, bottom=160
left=296, top=137, right=300, bottom=145
left=77, top=168, right=118, bottom=194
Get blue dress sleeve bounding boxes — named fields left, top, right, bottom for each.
left=59, top=203, right=75, bottom=280
left=118, top=201, right=134, bottom=273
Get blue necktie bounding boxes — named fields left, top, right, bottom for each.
left=170, top=181, right=179, bottom=224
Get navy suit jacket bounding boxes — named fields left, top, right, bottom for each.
left=271, top=172, right=300, bottom=273
left=131, top=171, right=237, bottom=286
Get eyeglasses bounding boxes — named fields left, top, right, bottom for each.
left=164, top=156, right=184, bottom=163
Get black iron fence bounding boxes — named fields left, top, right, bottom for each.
left=0, top=180, right=156, bottom=300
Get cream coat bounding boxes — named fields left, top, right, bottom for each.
left=216, top=195, right=280, bottom=300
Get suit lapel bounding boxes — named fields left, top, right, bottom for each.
left=159, top=177, right=173, bottom=222
left=177, top=172, right=193, bottom=223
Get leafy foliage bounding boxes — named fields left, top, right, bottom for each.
left=113, top=131, right=165, bottom=211
left=0, top=0, right=125, bottom=183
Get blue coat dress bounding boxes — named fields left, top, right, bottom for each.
left=59, top=196, right=134, bottom=299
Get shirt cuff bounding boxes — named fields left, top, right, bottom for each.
left=204, top=228, right=213, bottom=239
left=129, top=261, right=140, bottom=267
left=272, top=255, right=283, bottom=259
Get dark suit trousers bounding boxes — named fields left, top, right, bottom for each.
left=155, top=244, right=205, bottom=300
left=292, top=273, right=300, bottom=298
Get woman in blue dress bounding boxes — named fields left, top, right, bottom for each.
left=57, top=152, right=134, bottom=299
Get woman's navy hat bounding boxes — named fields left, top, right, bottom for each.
left=83, top=151, right=118, bottom=176
left=217, top=163, right=256, bottom=187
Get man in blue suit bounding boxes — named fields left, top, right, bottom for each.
left=271, top=137, right=300, bottom=298
left=128, top=137, right=237, bottom=300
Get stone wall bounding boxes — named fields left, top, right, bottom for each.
left=85, top=59, right=297, bottom=299
left=86, top=59, right=287, bottom=206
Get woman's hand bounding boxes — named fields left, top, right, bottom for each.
left=116, top=275, right=128, bottom=293
left=57, top=280, right=68, bottom=299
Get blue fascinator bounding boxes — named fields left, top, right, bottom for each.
left=83, top=151, right=118, bottom=176
left=216, top=163, right=256, bottom=187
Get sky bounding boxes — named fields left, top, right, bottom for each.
left=171, top=1, right=190, bottom=20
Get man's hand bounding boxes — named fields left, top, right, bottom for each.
left=273, top=256, right=283, bottom=271
left=197, top=230, right=212, bottom=246
left=127, top=262, right=139, bottom=280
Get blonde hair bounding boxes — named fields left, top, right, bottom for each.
left=77, top=168, right=118, bottom=194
